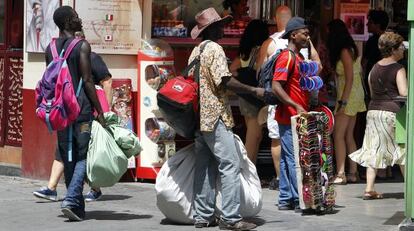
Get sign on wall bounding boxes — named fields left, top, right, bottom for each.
left=26, top=0, right=60, bottom=53
left=75, top=0, right=142, bottom=55
left=340, top=0, right=370, bottom=41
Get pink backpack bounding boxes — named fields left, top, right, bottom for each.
left=35, top=38, right=83, bottom=131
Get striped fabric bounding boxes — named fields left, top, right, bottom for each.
left=350, top=110, right=405, bottom=168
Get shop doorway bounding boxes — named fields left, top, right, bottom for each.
left=0, top=0, right=24, bottom=147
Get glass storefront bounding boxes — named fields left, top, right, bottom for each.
left=152, top=0, right=309, bottom=38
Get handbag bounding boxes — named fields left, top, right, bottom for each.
left=235, top=48, right=259, bottom=87
left=235, top=48, right=265, bottom=108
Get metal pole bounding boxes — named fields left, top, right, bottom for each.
left=399, top=0, right=414, bottom=229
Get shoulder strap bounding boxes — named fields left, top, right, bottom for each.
left=285, top=49, right=297, bottom=80
left=182, top=41, right=211, bottom=77
left=50, top=38, right=59, bottom=60
left=63, top=38, right=83, bottom=60
left=193, top=41, right=211, bottom=83
left=248, top=47, right=259, bottom=69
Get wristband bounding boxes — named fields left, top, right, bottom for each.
left=338, top=100, right=348, bottom=106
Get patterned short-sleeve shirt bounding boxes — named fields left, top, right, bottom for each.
left=188, top=41, right=234, bottom=132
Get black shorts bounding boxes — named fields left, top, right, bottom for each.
left=55, top=147, right=62, bottom=161
left=55, top=121, right=92, bottom=162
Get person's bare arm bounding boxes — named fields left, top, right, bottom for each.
left=396, top=67, right=408, bottom=97
left=229, top=57, right=241, bottom=76
left=100, top=77, right=113, bottom=106
left=368, top=72, right=373, bottom=99
left=308, top=40, right=323, bottom=74
left=337, top=48, right=354, bottom=114
left=79, top=41, right=105, bottom=125
left=221, top=76, right=264, bottom=98
left=256, top=38, right=275, bottom=71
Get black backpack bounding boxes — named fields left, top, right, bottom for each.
left=258, top=49, right=296, bottom=105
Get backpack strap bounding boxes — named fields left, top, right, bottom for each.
left=275, top=49, right=296, bottom=81
left=63, top=38, right=83, bottom=60
left=63, top=38, right=82, bottom=162
left=182, top=40, right=211, bottom=81
left=247, top=47, right=259, bottom=69
left=50, top=38, right=59, bottom=60
left=193, top=40, right=211, bottom=84
left=286, top=49, right=297, bottom=79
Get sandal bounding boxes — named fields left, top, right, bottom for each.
left=332, top=173, right=347, bottom=185
left=363, top=191, right=384, bottom=200
left=347, top=172, right=360, bottom=183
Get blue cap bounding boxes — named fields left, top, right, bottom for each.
left=280, top=17, right=307, bottom=39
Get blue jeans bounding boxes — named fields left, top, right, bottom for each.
left=278, top=124, right=299, bottom=207
left=58, top=121, right=91, bottom=211
left=193, top=119, right=242, bottom=224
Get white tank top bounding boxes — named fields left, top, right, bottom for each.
left=268, top=30, right=309, bottom=60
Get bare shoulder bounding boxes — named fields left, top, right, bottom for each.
left=80, top=40, right=91, bottom=52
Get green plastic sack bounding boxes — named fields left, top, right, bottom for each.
left=396, top=105, right=407, bottom=144
left=104, top=112, right=142, bottom=158
left=87, top=121, right=128, bottom=188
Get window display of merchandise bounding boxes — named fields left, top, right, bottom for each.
left=141, top=38, right=175, bottom=58
left=138, top=38, right=177, bottom=172
left=145, top=118, right=176, bottom=143
left=293, top=112, right=335, bottom=214
left=152, top=1, right=188, bottom=37
left=145, top=117, right=176, bottom=160
left=153, top=20, right=188, bottom=38
left=112, top=82, right=134, bottom=131
left=145, top=64, right=175, bottom=91
left=152, top=0, right=259, bottom=38
left=224, top=19, right=249, bottom=36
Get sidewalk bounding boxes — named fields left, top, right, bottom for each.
left=0, top=175, right=404, bottom=231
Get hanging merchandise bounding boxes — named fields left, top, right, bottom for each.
left=112, top=80, right=134, bottom=131
left=293, top=111, right=335, bottom=214
left=299, top=60, right=324, bottom=91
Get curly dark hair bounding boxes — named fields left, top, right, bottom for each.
left=326, top=19, right=358, bottom=68
left=53, top=5, right=82, bottom=32
left=239, top=19, right=268, bottom=61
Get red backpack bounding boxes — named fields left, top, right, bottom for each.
left=157, top=41, right=210, bottom=139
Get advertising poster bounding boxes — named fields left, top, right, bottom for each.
left=341, top=13, right=367, bottom=40
left=26, top=0, right=60, bottom=53
left=340, top=0, right=370, bottom=41
left=75, top=0, right=141, bottom=54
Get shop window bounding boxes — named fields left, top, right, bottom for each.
left=8, top=0, right=23, bottom=49
left=0, top=0, right=5, bottom=45
left=152, top=0, right=259, bottom=38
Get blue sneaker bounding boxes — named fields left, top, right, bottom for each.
left=33, top=187, right=58, bottom=201
left=84, top=190, right=102, bottom=202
